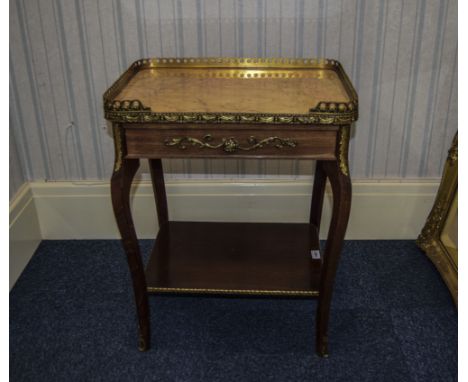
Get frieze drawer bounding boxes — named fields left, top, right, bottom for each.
left=124, top=128, right=338, bottom=159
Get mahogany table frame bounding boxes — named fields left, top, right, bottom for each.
left=105, top=57, right=358, bottom=357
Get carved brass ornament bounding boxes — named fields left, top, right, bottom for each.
left=103, top=57, right=358, bottom=126
left=337, top=126, right=350, bottom=176
left=164, top=134, right=297, bottom=153
left=107, top=99, right=150, bottom=112
left=105, top=110, right=357, bottom=125
left=138, top=332, right=147, bottom=352
left=416, top=132, right=457, bottom=305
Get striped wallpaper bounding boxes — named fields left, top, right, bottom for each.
left=9, top=0, right=458, bottom=190
left=10, top=123, right=25, bottom=199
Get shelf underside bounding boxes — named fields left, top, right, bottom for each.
left=145, top=222, right=322, bottom=297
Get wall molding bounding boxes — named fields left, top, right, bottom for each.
left=31, top=179, right=438, bottom=240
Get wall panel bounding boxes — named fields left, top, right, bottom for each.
left=9, top=0, right=458, bottom=182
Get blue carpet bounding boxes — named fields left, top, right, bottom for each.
left=10, top=240, right=457, bottom=381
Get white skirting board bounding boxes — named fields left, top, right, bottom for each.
left=10, top=179, right=438, bottom=289
left=31, top=179, right=438, bottom=239
left=9, top=183, right=42, bottom=290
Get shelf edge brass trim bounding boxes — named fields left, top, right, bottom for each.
left=147, top=287, right=319, bottom=297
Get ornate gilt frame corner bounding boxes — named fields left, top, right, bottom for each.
left=416, top=132, right=458, bottom=306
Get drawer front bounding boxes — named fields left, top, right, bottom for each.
left=125, top=128, right=337, bottom=159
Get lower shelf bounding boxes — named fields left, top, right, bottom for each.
left=145, top=221, right=322, bottom=297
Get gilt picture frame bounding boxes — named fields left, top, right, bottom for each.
left=417, top=132, right=458, bottom=306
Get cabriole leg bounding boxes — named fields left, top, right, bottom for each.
left=149, top=159, right=169, bottom=228
left=316, top=159, right=351, bottom=357
left=110, top=125, right=150, bottom=351
left=310, top=160, right=327, bottom=231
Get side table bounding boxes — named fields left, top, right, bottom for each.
left=103, top=57, right=358, bottom=357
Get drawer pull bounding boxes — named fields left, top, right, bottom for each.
left=164, top=135, right=297, bottom=153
